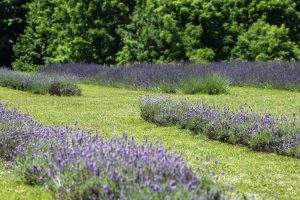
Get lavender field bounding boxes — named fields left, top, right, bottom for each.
left=2, top=0, right=300, bottom=198
left=1, top=62, right=300, bottom=200
left=0, top=104, right=235, bottom=199
left=40, top=62, right=300, bottom=92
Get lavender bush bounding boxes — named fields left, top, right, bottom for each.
left=0, top=68, right=81, bottom=96
left=140, top=95, right=300, bottom=158
left=177, top=74, right=230, bottom=95
left=39, top=62, right=300, bottom=92
left=0, top=104, right=236, bottom=199
left=0, top=104, right=38, bottom=160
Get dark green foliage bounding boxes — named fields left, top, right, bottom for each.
left=13, top=0, right=135, bottom=71
left=12, top=0, right=54, bottom=71
left=231, top=20, right=300, bottom=61
left=0, top=0, right=31, bottom=67
left=251, top=0, right=300, bottom=42
left=118, top=0, right=300, bottom=64
left=117, top=0, right=202, bottom=64
left=2, top=0, right=300, bottom=68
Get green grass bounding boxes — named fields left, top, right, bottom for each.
left=0, top=84, right=300, bottom=199
left=0, top=164, right=52, bottom=200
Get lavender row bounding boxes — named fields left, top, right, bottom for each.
left=0, top=68, right=81, bottom=96
left=38, top=63, right=106, bottom=80
left=39, top=62, right=300, bottom=92
left=0, top=104, right=236, bottom=199
left=140, top=95, right=300, bottom=158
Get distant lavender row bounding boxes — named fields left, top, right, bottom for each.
left=140, top=95, right=300, bottom=158
left=39, top=62, right=300, bottom=91
left=0, top=104, right=235, bottom=199
left=38, top=63, right=106, bottom=79
left=0, top=68, right=81, bottom=96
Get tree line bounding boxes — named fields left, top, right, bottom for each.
left=1, top=0, right=300, bottom=71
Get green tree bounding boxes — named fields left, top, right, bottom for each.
left=117, top=0, right=205, bottom=64
left=13, top=0, right=135, bottom=71
left=231, top=20, right=300, bottom=61
left=13, top=0, right=54, bottom=71
left=9, top=0, right=300, bottom=69
left=47, top=0, right=135, bottom=65
left=250, top=0, right=300, bottom=42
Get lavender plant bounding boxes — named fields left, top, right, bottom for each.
left=38, top=63, right=105, bottom=80
left=0, top=104, right=38, bottom=160
left=0, top=68, right=81, bottom=96
left=0, top=104, right=236, bottom=199
left=140, top=95, right=300, bottom=158
left=39, top=62, right=300, bottom=93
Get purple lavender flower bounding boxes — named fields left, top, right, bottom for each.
left=140, top=95, right=300, bottom=158
left=0, top=103, right=233, bottom=199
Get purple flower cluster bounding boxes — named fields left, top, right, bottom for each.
left=140, top=95, right=300, bottom=158
left=0, top=104, right=38, bottom=160
left=0, top=104, right=234, bottom=199
left=39, top=62, right=300, bottom=91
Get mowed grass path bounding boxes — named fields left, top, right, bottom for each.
left=0, top=84, right=300, bottom=199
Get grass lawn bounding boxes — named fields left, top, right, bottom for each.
left=0, top=84, right=300, bottom=199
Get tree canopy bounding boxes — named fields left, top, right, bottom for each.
left=1, top=0, right=300, bottom=71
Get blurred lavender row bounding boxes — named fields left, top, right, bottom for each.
left=0, top=104, right=235, bottom=199
left=0, top=68, right=81, bottom=96
left=140, top=95, right=300, bottom=158
left=39, top=63, right=106, bottom=80
left=39, top=62, right=300, bottom=91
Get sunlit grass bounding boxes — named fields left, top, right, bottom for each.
left=0, top=163, right=52, bottom=200
left=0, top=84, right=300, bottom=199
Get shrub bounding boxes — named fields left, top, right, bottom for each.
left=25, top=77, right=51, bottom=95
left=249, top=132, right=273, bottom=151
left=156, top=81, right=177, bottom=93
left=0, top=69, right=25, bottom=89
left=140, top=95, right=300, bottom=158
left=48, top=82, right=81, bottom=96
left=186, top=116, right=209, bottom=134
left=178, top=74, right=230, bottom=95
